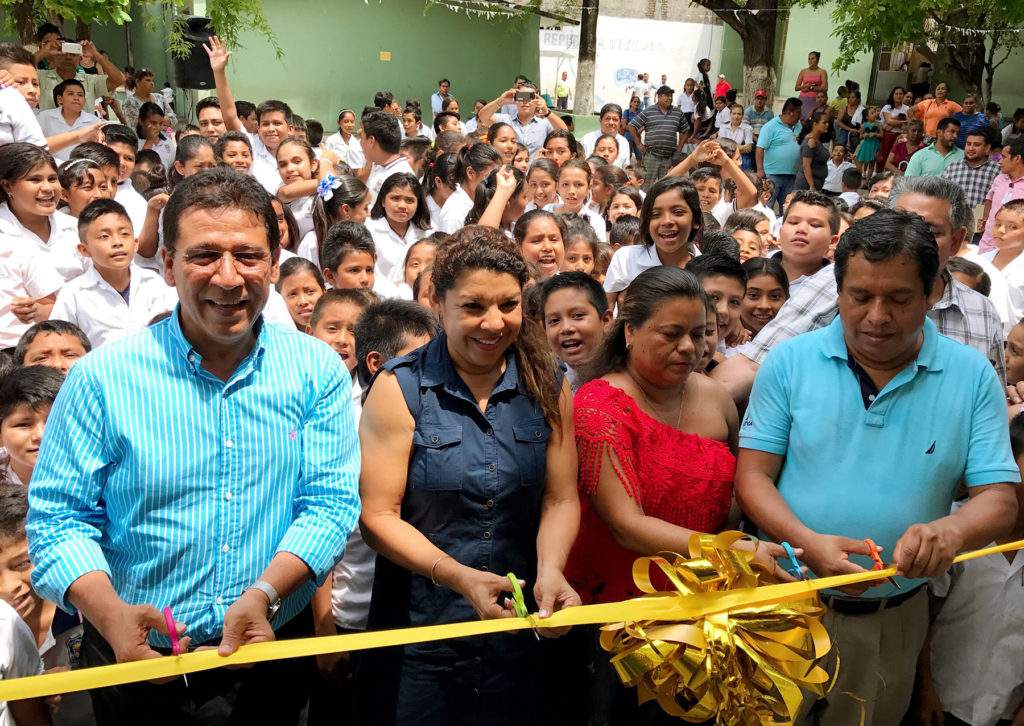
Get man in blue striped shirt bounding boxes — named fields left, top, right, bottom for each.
left=27, top=168, right=361, bottom=723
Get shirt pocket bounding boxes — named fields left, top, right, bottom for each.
left=411, top=425, right=464, bottom=491
left=513, top=419, right=552, bottom=487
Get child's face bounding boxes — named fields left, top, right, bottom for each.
left=694, top=178, right=721, bottom=212
left=714, top=98, right=726, bottom=111
left=545, top=139, right=574, bottom=166
left=280, top=270, right=324, bottom=330
left=258, top=111, right=292, bottom=152
left=741, top=273, right=787, bottom=335
left=594, top=139, right=618, bottom=164
left=339, top=113, right=356, bottom=136
left=140, top=112, right=166, bottom=139
left=780, top=202, right=834, bottom=269
left=177, top=147, right=217, bottom=178
left=831, top=145, right=847, bottom=165
left=755, top=219, right=773, bottom=244
left=491, top=127, right=518, bottom=164
left=328, top=251, right=375, bottom=289
left=701, top=275, right=745, bottom=342
left=733, top=230, right=763, bottom=261
left=309, top=300, right=362, bottom=373
left=63, top=168, right=113, bottom=217
left=730, top=106, right=743, bottom=125
left=648, top=189, right=696, bottom=255
left=590, top=178, right=612, bottom=207
left=277, top=143, right=317, bottom=185
left=543, top=287, right=610, bottom=367
left=383, top=185, right=418, bottom=226
left=512, top=149, right=529, bottom=174
left=0, top=404, right=49, bottom=483
left=79, top=212, right=137, bottom=272
left=404, top=244, right=436, bottom=290
left=557, top=168, right=589, bottom=212
left=696, top=305, right=719, bottom=373
left=0, top=536, right=37, bottom=619
left=106, top=141, right=136, bottom=182
left=3, top=163, right=58, bottom=218
left=993, top=208, right=1024, bottom=250
left=344, top=193, right=372, bottom=224
left=402, top=113, right=419, bottom=138
left=1007, top=324, right=1024, bottom=385
left=528, top=172, right=557, bottom=206
left=271, top=200, right=290, bottom=248
left=221, top=141, right=253, bottom=175
left=562, top=239, right=595, bottom=274
left=19, top=332, right=87, bottom=374
left=57, top=85, right=86, bottom=114
left=504, top=187, right=531, bottom=228
left=626, top=170, right=643, bottom=188
left=607, top=193, right=638, bottom=224
left=520, top=217, right=565, bottom=279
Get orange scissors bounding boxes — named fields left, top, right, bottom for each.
left=864, top=538, right=901, bottom=590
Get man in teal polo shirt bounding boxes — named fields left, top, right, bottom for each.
left=735, top=209, right=1019, bottom=726
left=905, top=116, right=964, bottom=177
left=756, top=97, right=802, bottom=211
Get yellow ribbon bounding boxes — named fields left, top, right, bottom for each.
left=0, top=536, right=1021, bottom=709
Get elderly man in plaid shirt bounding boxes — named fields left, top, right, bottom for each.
left=942, top=125, right=1001, bottom=207
left=710, top=176, right=1006, bottom=402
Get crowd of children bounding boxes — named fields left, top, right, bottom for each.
left=3, top=30, right=1024, bottom=726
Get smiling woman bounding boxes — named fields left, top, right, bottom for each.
left=356, top=227, right=581, bottom=726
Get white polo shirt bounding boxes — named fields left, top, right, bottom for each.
left=438, top=185, right=473, bottom=234
left=49, top=264, right=178, bottom=348
left=289, top=194, right=316, bottom=239
left=604, top=242, right=700, bottom=294
left=579, top=130, right=631, bottom=169
left=0, top=204, right=87, bottom=282
left=246, top=131, right=283, bottom=194
left=35, top=108, right=101, bottom=161
left=115, top=180, right=148, bottom=236
left=0, top=239, right=64, bottom=347
left=0, top=86, right=45, bottom=147
left=365, top=155, right=415, bottom=206
left=137, top=134, right=175, bottom=170
left=365, top=215, right=435, bottom=284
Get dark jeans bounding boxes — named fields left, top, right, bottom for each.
left=766, top=173, right=797, bottom=214
left=80, top=607, right=315, bottom=726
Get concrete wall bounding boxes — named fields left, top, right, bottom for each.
left=2, top=0, right=539, bottom=127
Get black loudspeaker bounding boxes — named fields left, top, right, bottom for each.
left=172, top=16, right=215, bottom=90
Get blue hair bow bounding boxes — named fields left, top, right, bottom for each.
left=317, top=174, right=342, bottom=202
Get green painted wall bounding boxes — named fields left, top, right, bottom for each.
left=219, top=0, right=539, bottom=128
left=776, top=8, right=874, bottom=103
left=2, top=0, right=539, bottom=128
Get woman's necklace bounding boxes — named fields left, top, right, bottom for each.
left=626, top=368, right=684, bottom=430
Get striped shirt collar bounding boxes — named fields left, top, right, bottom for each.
left=164, top=306, right=268, bottom=377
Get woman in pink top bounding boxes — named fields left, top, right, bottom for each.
left=795, top=51, right=828, bottom=119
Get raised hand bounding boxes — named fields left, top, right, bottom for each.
left=203, top=35, right=231, bottom=73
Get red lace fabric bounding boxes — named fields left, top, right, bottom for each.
left=565, top=379, right=736, bottom=604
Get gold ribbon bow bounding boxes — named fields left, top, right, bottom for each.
left=601, top=532, right=831, bottom=724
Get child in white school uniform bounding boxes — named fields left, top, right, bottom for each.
left=275, top=137, right=323, bottom=239
left=914, top=414, right=1024, bottom=726
left=979, top=200, right=1024, bottom=334
left=35, top=79, right=101, bottom=162
left=103, top=124, right=150, bottom=236
left=365, top=173, right=435, bottom=285
left=0, top=143, right=87, bottom=284
left=50, top=199, right=176, bottom=348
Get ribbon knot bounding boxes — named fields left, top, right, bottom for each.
left=317, top=174, right=342, bottom=201
left=601, top=532, right=833, bottom=724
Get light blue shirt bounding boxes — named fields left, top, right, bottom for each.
left=756, top=116, right=801, bottom=175
left=431, top=91, right=446, bottom=117
left=27, top=311, right=361, bottom=645
left=905, top=143, right=965, bottom=178
left=492, top=112, right=554, bottom=158
left=740, top=316, right=1019, bottom=597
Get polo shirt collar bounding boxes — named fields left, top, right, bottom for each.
left=820, top=315, right=942, bottom=372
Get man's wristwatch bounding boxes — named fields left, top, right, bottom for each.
left=245, top=580, right=282, bottom=621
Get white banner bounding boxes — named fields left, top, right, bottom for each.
left=539, top=16, right=724, bottom=114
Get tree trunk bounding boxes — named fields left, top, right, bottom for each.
left=574, top=0, right=598, bottom=115
left=695, top=0, right=780, bottom=106
left=75, top=19, right=91, bottom=41
left=11, top=0, right=35, bottom=45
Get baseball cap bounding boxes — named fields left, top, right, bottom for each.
left=754, top=90, right=768, bottom=99
left=657, top=85, right=674, bottom=96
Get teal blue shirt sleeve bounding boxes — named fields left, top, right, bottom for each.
left=904, top=150, right=924, bottom=177
left=965, top=361, right=1022, bottom=487
left=739, top=345, right=793, bottom=455
left=275, top=356, right=362, bottom=585
left=26, top=363, right=112, bottom=611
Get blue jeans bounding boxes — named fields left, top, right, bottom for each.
left=767, top=173, right=797, bottom=215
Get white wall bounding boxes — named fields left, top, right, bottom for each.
left=540, top=16, right=723, bottom=114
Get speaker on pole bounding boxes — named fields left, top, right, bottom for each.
left=172, top=16, right=215, bottom=90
